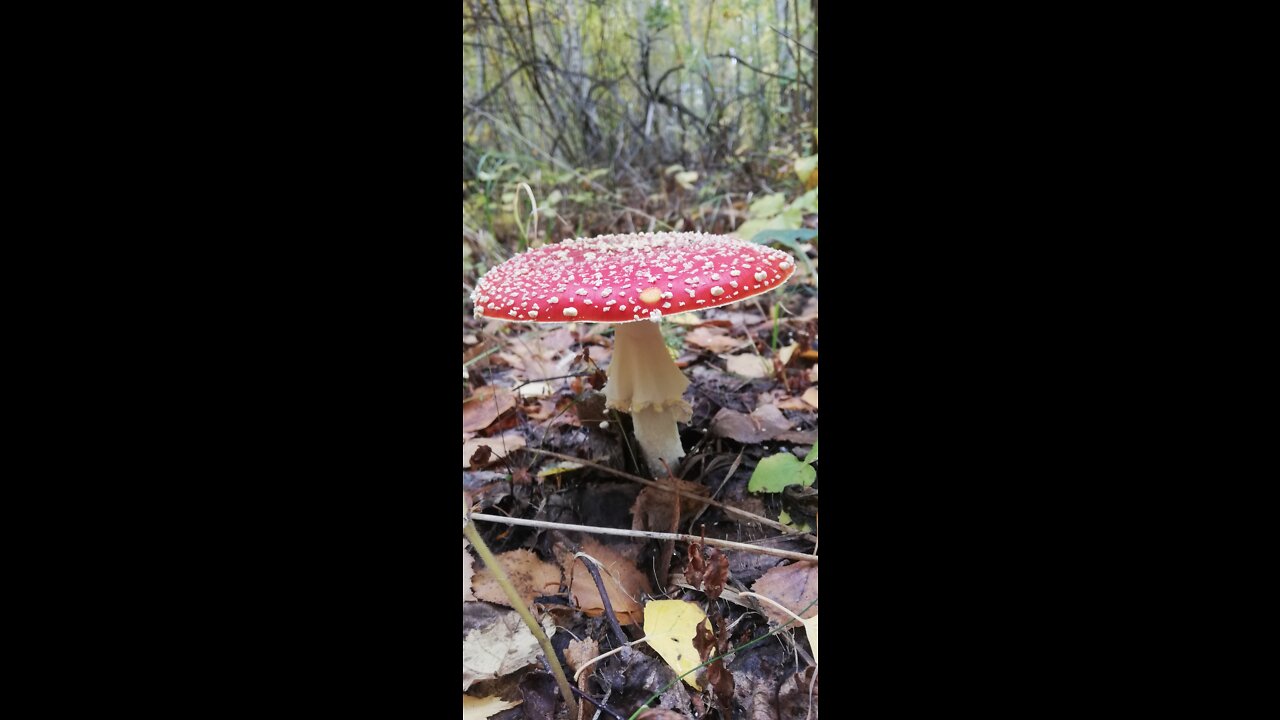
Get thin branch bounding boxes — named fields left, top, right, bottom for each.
left=470, top=513, right=818, bottom=563
left=710, top=53, right=812, bottom=89
left=770, top=24, right=817, bottom=57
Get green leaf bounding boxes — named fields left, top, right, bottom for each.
left=734, top=215, right=787, bottom=241
left=803, top=440, right=818, bottom=465
left=748, top=453, right=817, bottom=493
left=674, top=171, right=698, bottom=189
left=786, top=188, right=818, bottom=214
left=749, top=228, right=817, bottom=245
left=544, top=189, right=562, bottom=206
left=776, top=207, right=804, bottom=229
left=748, top=192, right=786, bottom=218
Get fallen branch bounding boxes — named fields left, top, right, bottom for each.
left=470, top=513, right=818, bottom=563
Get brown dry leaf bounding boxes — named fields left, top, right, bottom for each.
left=462, top=609, right=555, bottom=690
left=631, top=478, right=710, bottom=533
left=778, top=668, right=819, bottom=720
left=464, top=540, right=476, bottom=602
left=496, top=327, right=579, bottom=380
left=685, top=326, right=750, bottom=353
left=721, top=353, right=774, bottom=379
left=462, top=694, right=522, bottom=720
left=518, top=671, right=558, bottom=719
left=710, top=404, right=792, bottom=444
left=774, top=395, right=812, bottom=411
left=775, top=429, right=817, bottom=445
left=570, top=537, right=652, bottom=625
left=750, top=561, right=818, bottom=627
left=495, top=351, right=527, bottom=371
left=741, top=671, right=780, bottom=720
left=471, top=549, right=563, bottom=607
left=564, top=637, right=600, bottom=673
left=801, top=386, right=818, bottom=409
left=463, top=386, right=518, bottom=433
left=462, top=433, right=526, bottom=468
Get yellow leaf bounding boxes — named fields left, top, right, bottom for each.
left=643, top=599, right=713, bottom=690
left=462, top=694, right=522, bottom=720
left=721, top=353, right=773, bottom=379
left=802, top=615, right=818, bottom=664
left=794, top=154, right=818, bottom=185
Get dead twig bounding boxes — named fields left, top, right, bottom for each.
left=572, top=552, right=630, bottom=648
left=471, top=513, right=817, bottom=563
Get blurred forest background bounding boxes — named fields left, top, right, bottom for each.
left=463, top=0, right=818, bottom=282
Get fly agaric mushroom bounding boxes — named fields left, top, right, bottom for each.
left=470, top=232, right=797, bottom=475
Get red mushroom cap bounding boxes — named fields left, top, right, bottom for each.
left=470, top=232, right=798, bottom=323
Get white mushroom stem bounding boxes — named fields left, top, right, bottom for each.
left=603, top=320, right=692, bottom=476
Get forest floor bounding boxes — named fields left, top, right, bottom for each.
left=463, top=239, right=818, bottom=720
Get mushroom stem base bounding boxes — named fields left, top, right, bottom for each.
left=630, top=405, right=690, bottom=475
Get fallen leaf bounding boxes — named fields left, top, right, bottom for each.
left=750, top=562, right=818, bottom=627
left=462, top=694, right=522, bottom=720
left=775, top=429, right=818, bottom=445
left=665, top=312, right=704, bottom=326
left=801, top=386, right=818, bottom=409
left=518, top=671, right=558, bottom=719
left=471, top=549, right=563, bottom=607
left=747, top=453, right=816, bottom=493
left=462, top=609, right=555, bottom=690
left=563, top=637, right=600, bottom=673
left=774, top=394, right=812, bottom=411
left=462, top=433, right=526, bottom=468
left=569, top=538, right=652, bottom=625
left=711, top=404, right=792, bottom=444
left=631, top=478, right=710, bottom=533
left=643, top=599, right=713, bottom=690
left=516, top=381, right=555, bottom=398
left=803, top=615, right=818, bottom=664
left=464, top=540, right=476, bottom=602
left=463, top=386, right=518, bottom=433
left=721, top=353, right=774, bottom=378
left=777, top=668, right=819, bottom=720
left=685, top=326, right=750, bottom=353
left=777, top=343, right=799, bottom=366
left=807, top=364, right=818, bottom=383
